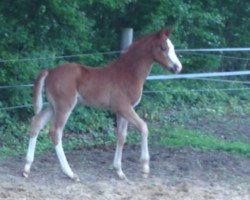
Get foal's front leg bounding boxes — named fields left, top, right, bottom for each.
left=113, top=115, right=128, bottom=179
left=119, top=107, right=150, bottom=177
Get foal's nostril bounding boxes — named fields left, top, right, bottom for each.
left=173, top=64, right=182, bottom=73
left=173, top=64, right=177, bottom=71
left=173, top=64, right=178, bottom=72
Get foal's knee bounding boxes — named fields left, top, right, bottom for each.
left=30, top=116, right=42, bottom=137
left=117, top=133, right=126, bottom=145
left=139, top=120, right=148, bottom=137
left=49, top=127, right=60, bottom=146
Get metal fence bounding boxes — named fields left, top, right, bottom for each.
left=0, top=48, right=250, bottom=111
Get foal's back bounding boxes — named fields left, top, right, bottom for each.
left=45, top=63, right=119, bottom=109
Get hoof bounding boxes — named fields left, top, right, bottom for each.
left=124, top=177, right=132, bottom=185
left=117, top=172, right=131, bottom=184
left=142, top=173, right=149, bottom=179
left=72, top=174, right=80, bottom=182
left=116, top=170, right=127, bottom=180
left=142, top=165, right=150, bottom=178
left=22, top=171, right=29, bottom=178
left=142, top=165, right=150, bottom=174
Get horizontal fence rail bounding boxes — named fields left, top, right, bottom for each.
left=0, top=84, right=33, bottom=89
left=0, top=51, right=122, bottom=63
left=1, top=86, right=250, bottom=111
left=177, top=47, right=250, bottom=52
left=1, top=71, right=250, bottom=111
left=1, top=71, right=250, bottom=90
left=147, top=71, right=250, bottom=80
left=0, top=47, right=249, bottom=63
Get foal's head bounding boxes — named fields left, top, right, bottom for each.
left=152, top=28, right=182, bottom=73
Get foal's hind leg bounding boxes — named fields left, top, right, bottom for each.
left=113, top=115, right=128, bottom=179
left=23, top=107, right=53, bottom=178
left=49, top=101, right=79, bottom=181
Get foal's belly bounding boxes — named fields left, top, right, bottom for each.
left=133, top=94, right=142, bottom=107
left=77, top=90, right=111, bottom=108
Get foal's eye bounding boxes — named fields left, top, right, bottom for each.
left=160, top=46, right=167, bottom=51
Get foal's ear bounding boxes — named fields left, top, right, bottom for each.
left=157, top=28, right=165, bottom=38
left=157, top=27, right=172, bottom=38
left=165, top=27, right=173, bottom=37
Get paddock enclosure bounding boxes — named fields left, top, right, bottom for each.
left=1, top=44, right=250, bottom=199
left=1, top=0, right=250, bottom=198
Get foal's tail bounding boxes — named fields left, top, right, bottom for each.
left=33, top=70, right=48, bottom=115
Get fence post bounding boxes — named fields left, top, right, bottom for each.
left=120, top=28, right=133, bottom=53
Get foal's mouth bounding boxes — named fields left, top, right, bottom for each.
left=172, top=63, right=182, bottom=73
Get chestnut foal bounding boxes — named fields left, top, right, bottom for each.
left=23, top=28, right=182, bottom=181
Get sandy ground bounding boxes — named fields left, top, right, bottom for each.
left=1, top=145, right=250, bottom=200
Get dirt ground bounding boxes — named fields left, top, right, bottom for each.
left=0, top=145, right=250, bottom=200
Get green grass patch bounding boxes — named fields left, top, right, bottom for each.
left=155, top=126, right=250, bottom=156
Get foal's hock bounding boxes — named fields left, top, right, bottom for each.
left=23, top=28, right=182, bottom=181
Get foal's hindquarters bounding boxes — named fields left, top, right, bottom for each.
left=23, top=68, right=81, bottom=181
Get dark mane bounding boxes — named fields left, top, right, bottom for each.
left=111, top=32, right=156, bottom=67
left=126, top=32, right=156, bottom=52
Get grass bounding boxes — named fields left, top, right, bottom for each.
left=154, top=126, right=250, bottom=156
left=1, top=105, right=250, bottom=159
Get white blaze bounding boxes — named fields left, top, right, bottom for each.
left=167, top=39, right=182, bottom=72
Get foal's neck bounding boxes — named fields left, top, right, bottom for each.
left=113, top=48, right=154, bottom=83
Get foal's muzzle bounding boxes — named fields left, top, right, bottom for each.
left=171, top=64, right=182, bottom=73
